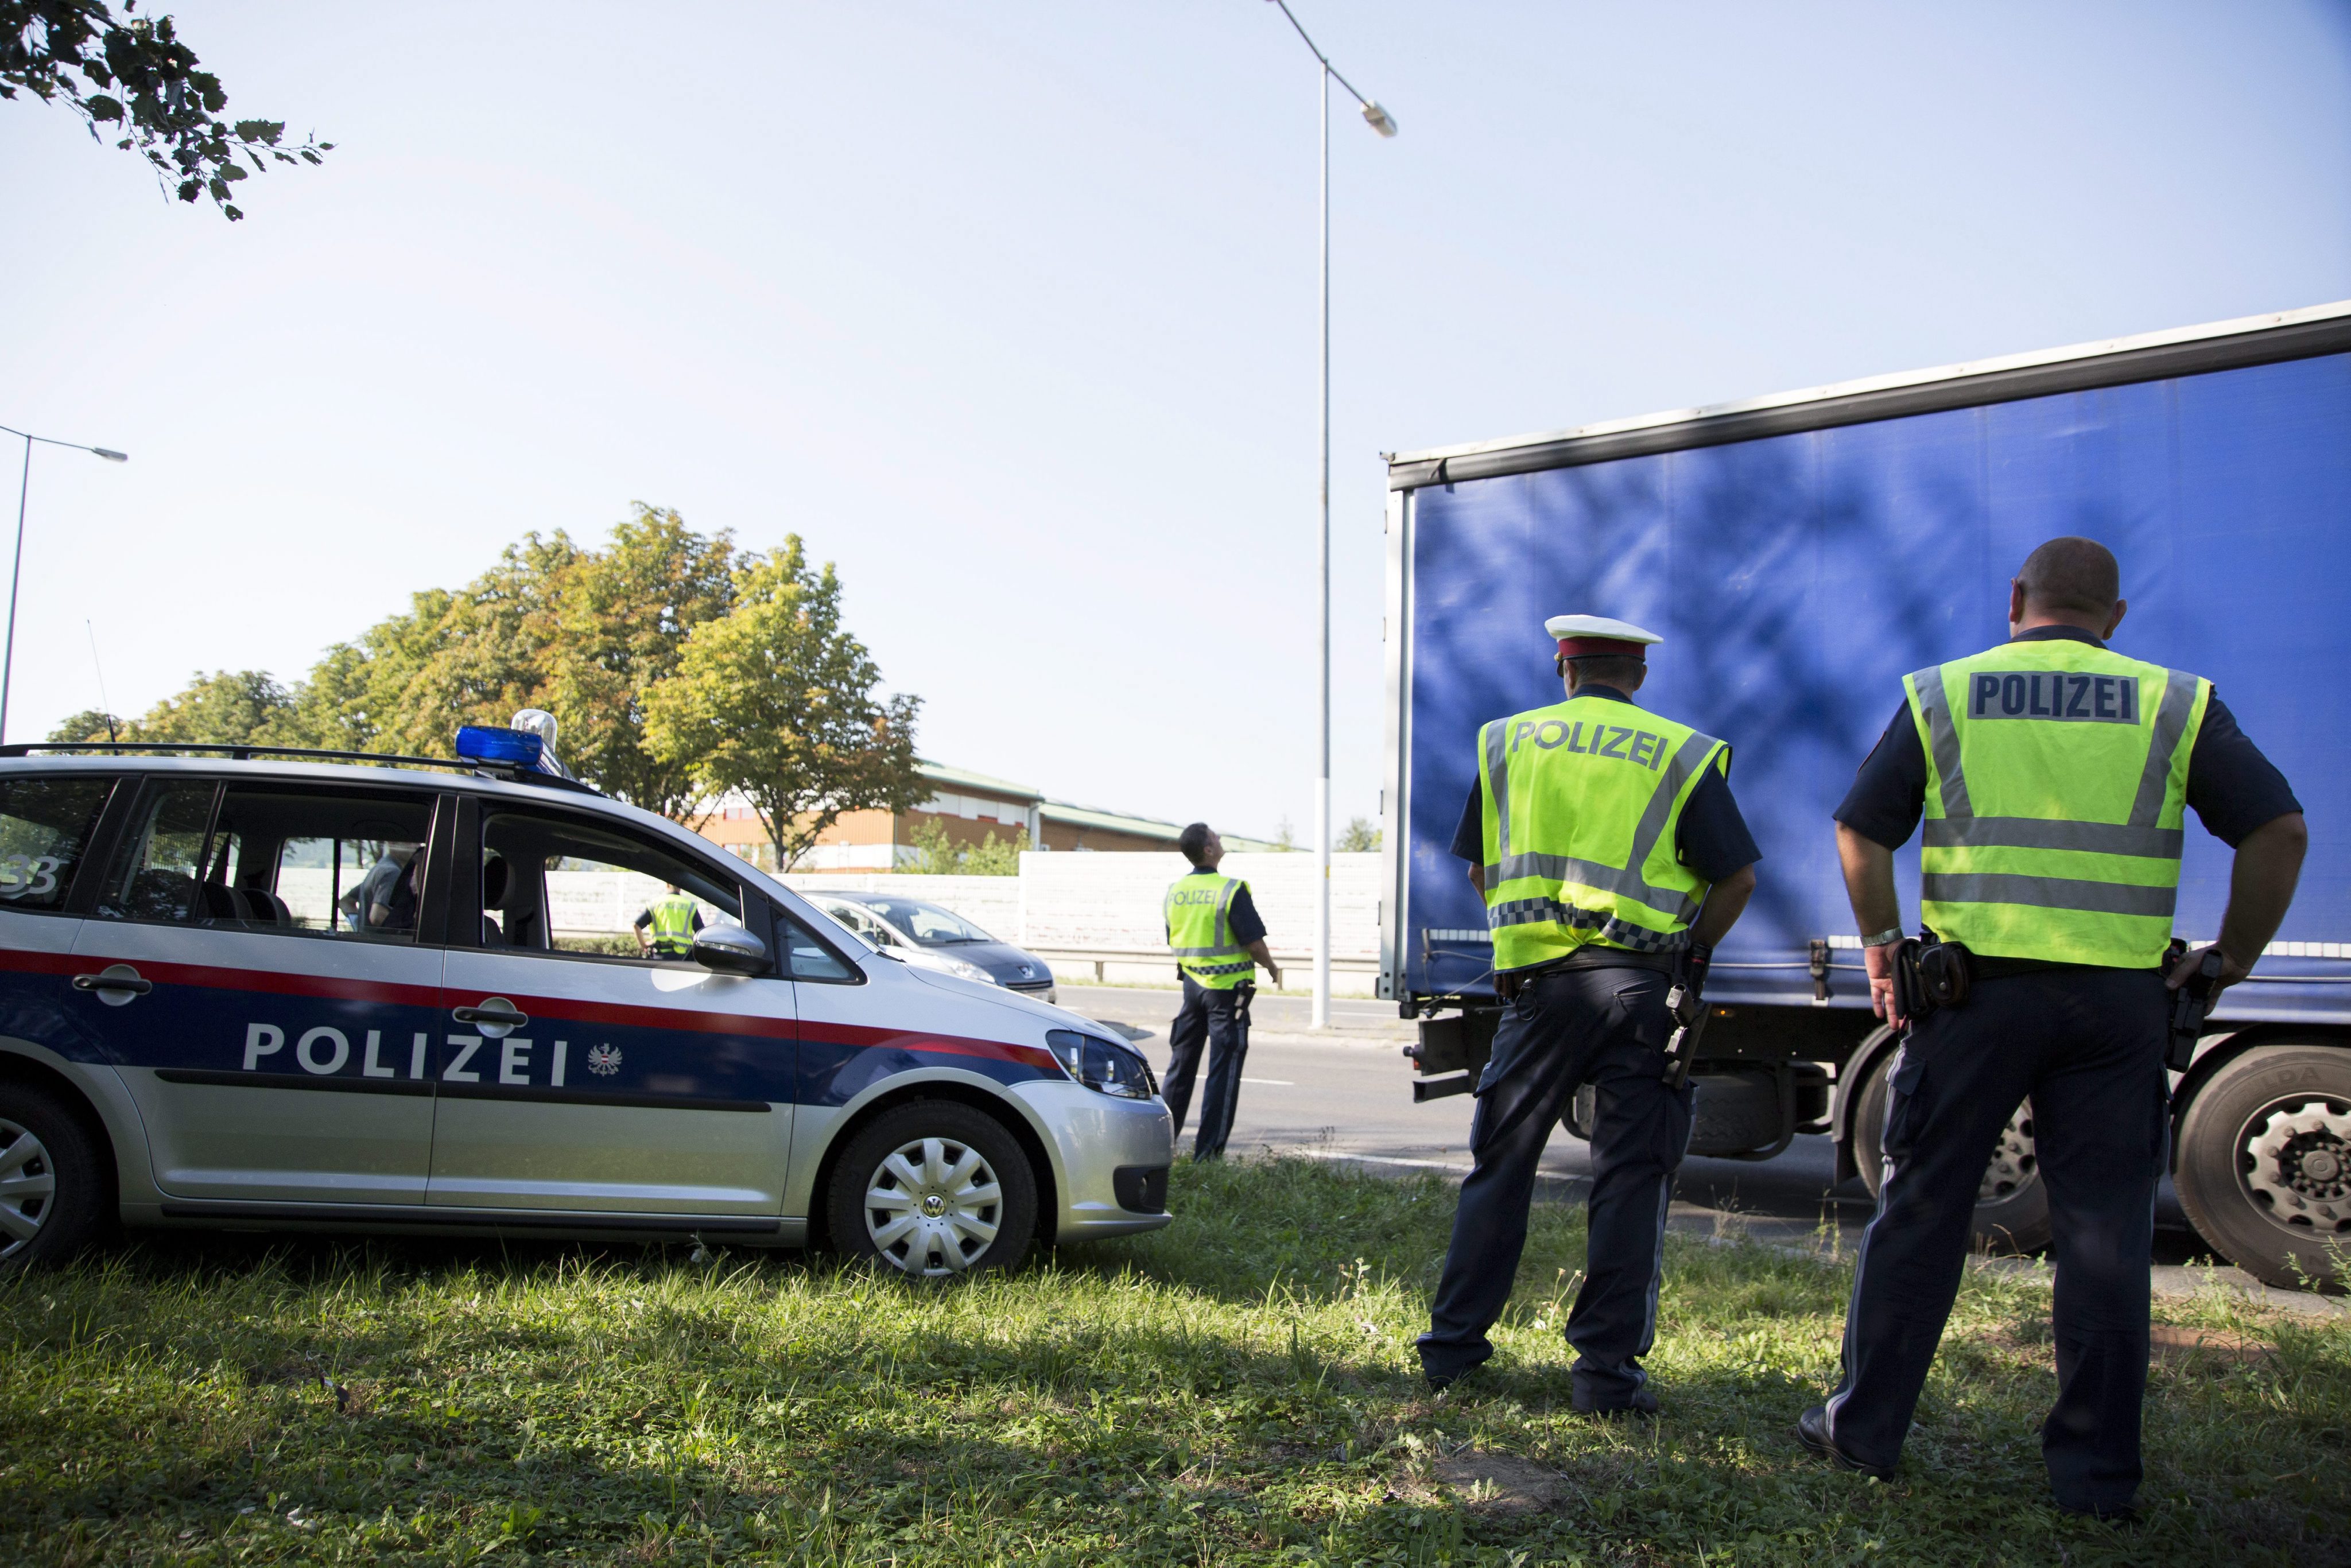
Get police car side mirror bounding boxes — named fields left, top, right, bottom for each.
left=693, top=924, right=770, bottom=976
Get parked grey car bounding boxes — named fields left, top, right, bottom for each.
left=810, top=893, right=1058, bottom=1004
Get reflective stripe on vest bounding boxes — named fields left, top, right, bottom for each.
left=647, top=896, right=699, bottom=953
left=1478, top=697, right=1728, bottom=970
left=1165, top=872, right=1253, bottom=989
left=1906, top=642, right=2208, bottom=968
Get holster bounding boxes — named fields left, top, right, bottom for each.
left=2164, top=940, right=2224, bottom=1072
left=1892, top=936, right=1973, bottom=1023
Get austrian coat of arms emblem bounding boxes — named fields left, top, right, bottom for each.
left=586, top=1043, right=623, bottom=1076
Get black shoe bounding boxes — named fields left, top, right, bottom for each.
left=1795, top=1406, right=1894, bottom=1479
left=1572, top=1387, right=1659, bottom=1418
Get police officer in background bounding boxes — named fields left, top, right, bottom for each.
left=635, top=883, right=705, bottom=959
left=1420, top=615, right=1759, bottom=1412
left=1809, top=537, right=2306, bottom=1519
left=1163, top=824, right=1282, bottom=1161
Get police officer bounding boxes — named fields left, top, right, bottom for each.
left=635, top=883, right=705, bottom=958
left=1163, top=824, right=1281, bottom=1161
left=1419, top=615, right=1759, bottom=1412
left=1807, top=537, right=2306, bottom=1518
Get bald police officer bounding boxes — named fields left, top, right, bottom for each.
left=1807, top=537, right=2306, bottom=1518
left=1419, top=616, right=1760, bottom=1412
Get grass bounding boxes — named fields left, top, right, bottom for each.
left=2, top=1157, right=2345, bottom=1566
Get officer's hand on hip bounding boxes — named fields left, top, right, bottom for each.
left=1864, top=942, right=1907, bottom=1030
left=2167, top=941, right=2251, bottom=993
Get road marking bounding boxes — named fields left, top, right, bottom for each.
left=1240, top=1077, right=1294, bottom=1085
left=1289, top=1148, right=1471, bottom=1174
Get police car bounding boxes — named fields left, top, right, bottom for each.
left=0, top=730, right=1173, bottom=1276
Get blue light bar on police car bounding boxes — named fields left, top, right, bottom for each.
left=453, top=725, right=545, bottom=769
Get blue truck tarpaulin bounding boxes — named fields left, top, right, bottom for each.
left=1394, top=347, right=2350, bottom=1022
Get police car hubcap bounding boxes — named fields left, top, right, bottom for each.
left=0, top=1117, right=56, bottom=1259
left=863, top=1136, right=1003, bottom=1278
left=2243, top=1099, right=2351, bottom=1231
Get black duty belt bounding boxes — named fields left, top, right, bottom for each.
left=1512, top=947, right=1678, bottom=979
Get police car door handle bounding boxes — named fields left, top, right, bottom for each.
left=452, top=1003, right=529, bottom=1027
left=72, top=966, right=152, bottom=997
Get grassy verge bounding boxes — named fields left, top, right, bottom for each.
left=3, top=1158, right=2344, bottom=1565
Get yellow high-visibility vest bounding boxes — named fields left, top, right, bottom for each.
left=1906, top=638, right=2208, bottom=968
left=1165, top=871, right=1254, bottom=989
left=1478, top=696, right=1728, bottom=971
left=645, top=895, right=700, bottom=956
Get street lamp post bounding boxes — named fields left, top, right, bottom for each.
left=0, top=425, right=129, bottom=746
left=1265, top=1, right=1395, bottom=1028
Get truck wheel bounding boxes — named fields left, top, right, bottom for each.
left=827, top=1102, right=1037, bottom=1279
left=0, top=1084, right=110, bottom=1272
left=2174, top=1044, right=2351, bottom=1294
left=1852, top=1050, right=2052, bottom=1255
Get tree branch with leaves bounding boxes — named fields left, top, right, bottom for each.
left=3, top=1, right=331, bottom=219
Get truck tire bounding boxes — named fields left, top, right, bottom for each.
left=2174, top=1044, right=2351, bottom=1293
left=827, top=1101, right=1037, bottom=1279
left=0, top=1083, right=110, bottom=1272
left=1852, top=1050, right=2052, bottom=1255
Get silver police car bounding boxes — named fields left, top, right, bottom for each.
left=0, top=740, right=1173, bottom=1276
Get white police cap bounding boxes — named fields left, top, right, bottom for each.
left=1543, top=615, right=1663, bottom=659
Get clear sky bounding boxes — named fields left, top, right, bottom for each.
left=6, top=2, right=2348, bottom=839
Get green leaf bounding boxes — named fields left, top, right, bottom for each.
left=86, top=94, right=125, bottom=123
left=219, top=162, right=247, bottom=181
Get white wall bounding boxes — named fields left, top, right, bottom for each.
left=781, top=853, right=1384, bottom=995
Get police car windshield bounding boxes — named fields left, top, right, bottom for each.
left=855, top=898, right=992, bottom=946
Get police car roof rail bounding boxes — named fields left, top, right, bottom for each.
left=0, top=740, right=603, bottom=794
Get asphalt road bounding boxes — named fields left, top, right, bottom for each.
left=1053, top=985, right=2351, bottom=1314
left=1061, top=984, right=1874, bottom=1245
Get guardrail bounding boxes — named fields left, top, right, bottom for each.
left=1023, top=946, right=1380, bottom=987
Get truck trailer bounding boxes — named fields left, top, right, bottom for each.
left=1378, top=301, right=2351, bottom=1291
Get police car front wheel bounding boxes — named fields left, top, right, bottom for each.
left=828, top=1103, right=1038, bottom=1279
left=0, top=1084, right=110, bottom=1271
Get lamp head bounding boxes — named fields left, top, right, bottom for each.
left=1361, top=100, right=1398, bottom=137
left=90, top=448, right=128, bottom=463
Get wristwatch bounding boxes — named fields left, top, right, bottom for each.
left=1859, top=927, right=1906, bottom=949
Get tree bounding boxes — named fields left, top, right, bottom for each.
left=907, top=817, right=1027, bottom=876
left=646, top=537, right=924, bottom=873
left=543, top=504, right=735, bottom=819
left=1337, top=816, right=1382, bottom=853
left=960, top=828, right=1027, bottom=877
left=45, top=707, right=119, bottom=743
left=387, top=533, right=581, bottom=755
left=3, top=1, right=332, bottom=220
left=122, top=668, right=294, bottom=745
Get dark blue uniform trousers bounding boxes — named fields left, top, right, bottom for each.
left=1164, top=976, right=1251, bottom=1161
left=1419, top=965, right=1690, bottom=1407
left=1827, top=966, right=2169, bottom=1513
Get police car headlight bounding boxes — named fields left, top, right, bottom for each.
left=1046, top=1028, right=1155, bottom=1100
left=942, top=957, right=996, bottom=984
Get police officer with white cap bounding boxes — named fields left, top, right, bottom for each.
left=1419, top=615, right=1760, bottom=1412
